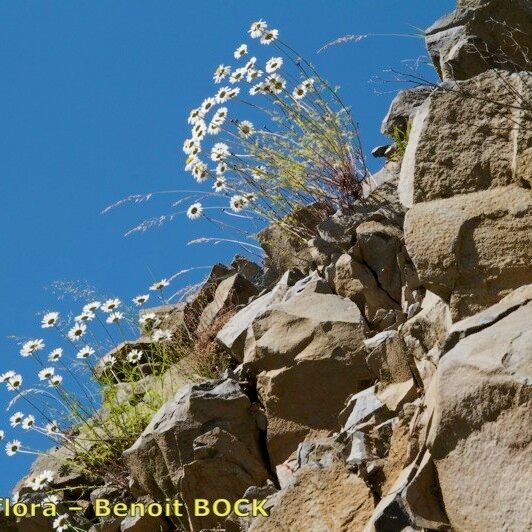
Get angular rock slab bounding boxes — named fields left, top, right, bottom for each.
left=426, top=0, right=532, bottom=81
left=123, top=378, right=269, bottom=530
left=245, top=288, right=371, bottom=466
left=399, top=70, right=532, bottom=208
left=427, top=300, right=532, bottom=531
left=404, top=185, right=532, bottom=320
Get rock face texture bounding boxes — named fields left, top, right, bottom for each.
left=10, top=1, right=532, bottom=531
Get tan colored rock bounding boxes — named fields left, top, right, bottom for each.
left=399, top=71, right=532, bottom=208
left=123, top=378, right=270, bottom=515
left=404, top=185, right=532, bottom=320
left=427, top=299, right=532, bottom=531
left=244, top=287, right=371, bottom=466
left=426, top=0, right=532, bottom=81
left=248, top=462, right=374, bottom=532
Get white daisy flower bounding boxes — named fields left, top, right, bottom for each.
left=20, top=339, right=45, bottom=357
left=249, top=19, right=267, bottom=38
left=77, top=346, right=95, bottom=359
left=213, top=107, right=228, bottom=123
left=215, top=86, right=231, bottom=104
left=185, top=155, right=199, bottom=172
left=45, top=421, right=60, bottom=435
left=302, top=77, right=315, bottom=89
left=228, top=87, right=240, bottom=99
left=152, top=329, right=173, bottom=342
left=246, top=69, right=263, bottom=82
left=150, top=279, right=170, bottom=291
left=265, top=57, right=283, bottom=73
left=48, top=375, right=63, bottom=387
left=260, top=28, right=279, bottom=45
left=213, top=64, right=231, bottom=83
left=230, top=194, right=249, bottom=212
left=211, top=142, right=230, bottom=162
left=42, top=494, right=61, bottom=505
left=187, top=107, right=204, bottom=125
left=249, top=83, right=264, bottom=96
left=0, top=371, right=16, bottom=383
left=75, top=310, right=95, bottom=322
left=83, top=301, right=101, bottom=313
left=207, top=121, right=222, bottom=135
left=22, top=415, right=35, bottom=430
left=293, top=84, right=308, bottom=100
left=201, top=97, right=216, bottom=114
left=48, top=348, right=63, bottom=362
left=213, top=177, right=227, bottom=192
left=41, top=312, right=59, bottom=329
left=101, top=298, right=121, bottom=313
left=216, top=161, right=227, bottom=175
left=67, top=322, right=86, bottom=341
left=127, top=349, right=143, bottom=364
left=187, top=202, right=203, bottom=220
left=192, top=119, right=207, bottom=141
left=230, top=67, right=246, bottom=84
left=238, top=120, right=255, bottom=138
left=244, top=56, right=257, bottom=71
left=0, top=430, right=4, bottom=441
left=10, top=412, right=24, bottom=428
left=38, top=367, right=55, bottom=381
left=266, top=73, right=286, bottom=94
left=192, top=161, right=209, bottom=183
left=234, top=44, right=248, bottom=59
left=139, top=312, right=161, bottom=327
left=101, top=354, right=116, bottom=368
left=53, top=513, right=70, bottom=532
left=183, top=138, right=200, bottom=155
left=133, top=294, right=149, bottom=306
left=106, top=311, right=124, bottom=324
left=6, top=440, right=21, bottom=456
left=7, top=375, right=23, bottom=391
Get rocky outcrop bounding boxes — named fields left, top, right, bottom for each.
left=426, top=0, right=532, bottom=81
left=123, top=378, right=271, bottom=531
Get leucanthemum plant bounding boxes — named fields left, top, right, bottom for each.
left=180, top=18, right=368, bottom=240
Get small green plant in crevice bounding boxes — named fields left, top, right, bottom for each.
left=387, top=121, right=412, bottom=162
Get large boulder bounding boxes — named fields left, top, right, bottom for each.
left=123, top=378, right=270, bottom=531
left=242, top=281, right=371, bottom=466
left=426, top=0, right=532, bottom=81
left=404, top=185, right=532, bottom=320
left=399, top=70, right=532, bottom=208
left=427, top=293, right=532, bottom=531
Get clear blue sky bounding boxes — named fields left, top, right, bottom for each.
left=0, top=0, right=454, bottom=495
